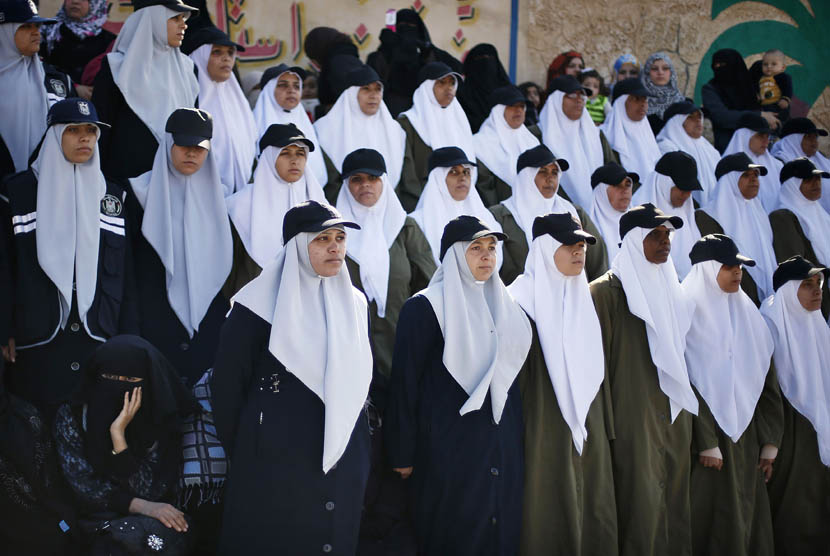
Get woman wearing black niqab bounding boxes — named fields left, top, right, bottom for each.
left=456, top=43, right=512, bottom=133
left=304, top=26, right=361, bottom=118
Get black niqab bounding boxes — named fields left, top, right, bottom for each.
left=305, top=27, right=361, bottom=109
left=457, top=43, right=512, bottom=133
left=708, top=49, right=759, bottom=111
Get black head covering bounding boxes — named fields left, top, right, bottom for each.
left=396, top=9, right=430, bottom=44
left=457, top=43, right=512, bottom=133
left=708, top=49, right=758, bottom=111
left=305, top=27, right=360, bottom=107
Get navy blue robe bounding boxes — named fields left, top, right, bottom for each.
left=385, top=294, right=524, bottom=556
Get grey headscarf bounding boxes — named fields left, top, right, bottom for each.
left=641, top=52, right=685, bottom=118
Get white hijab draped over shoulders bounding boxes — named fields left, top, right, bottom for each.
left=503, top=166, right=578, bottom=247
left=656, top=114, right=720, bottom=205
left=421, top=241, right=531, bottom=423
left=508, top=234, right=604, bottom=454
left=473, top=105, right=539, bottom=186
left=107, top=5, right=199, bottom=142
left=601, top=94, right=661, bottom=180
left=590, top=183, right=626, bottom=262
left=772, top=134, right=830, bottom=214
left=778, top=176, right=830, bottom=265
left=723, top=128, right=783, bottom=213
left=232, top=231, right=373, bottom=473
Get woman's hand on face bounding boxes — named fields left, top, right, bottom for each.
left=109, top=387, right=142, bottom=437
left=393, top=466, right=413, bottom=479
left=130, top=499, right=188, bottom=532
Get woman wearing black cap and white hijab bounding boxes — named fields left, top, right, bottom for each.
left=589, top=162, right=637, bottom=262
left=631, top=151, right=703, bottom=279
left=314, top=63, right=407, bottom=204
left=601, top=78, right=662, bottom=181
left=490, top=144, right=608, bottom=285
left=211, top=201, right=373, bottom=555
left=335, top=148, right=435, bottom=378
left=761, top=256, right=830, bottom=556
left=224, top=123, right=326, bottom=296
left=252, top=64, right=328, bottom=187
left=723, top=113, right=782, bottom=212
left=509, top=213, right=618, bottom=556
left=473, top=85, right=541, bottom=206
left=590, top=204, right=699, bottom=556
left=397, top=61, right=477, bottom=211
left=0, top=98, right=137, bottom=419
left=53, top=335, right=198, bottom=554
left=125, top=108, right=232, bottom=386
left=92, top=0, right=199, bottom=179
left=386, top=215, right=531, bottom=556
left=185, top=25, right=256, bottom=196
left=682, top=234, right=782, bottom=556
left=770, top=118, right=830, bottom=213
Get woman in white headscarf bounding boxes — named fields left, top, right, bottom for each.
left=473, top=85, right=540, bottom=206
left=92, top=1, right=199, bottom=179
left=224, top=123, right=326, bottom=296
left=386, top=215, right=530, bottom=556
left=723, top=113, right=783, bottom=213
left=0, top=98, right=136, bottom=418
left=334, top=148, right=435, bottom=377
left=489, top=144, right=608, bottom=285
left=125, top=108, right=232, bottom=386
left=185, top=25, right=256, bottom=197
left=761, top=256, right=830, bottom=556
left=313, top=64, right=406, bottom=204
left=770, top=118, right=830, bottom=214
left=682, top=234, right=781, bottom=556
left=657, top=101, right=721, bottom=205
left=211, top=200, right=373, bottom=555
left=252, top=64, right=327, bottom=187
left=589, top=162, right=637, bottom=262
left=601, top=78, right=662, bottom=180
left=509, top=213, right=617, bottom=556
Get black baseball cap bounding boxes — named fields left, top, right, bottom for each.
left=715, top=152, right=768, bottom=181
left=47, top=98, right=110, bottom=129
left=619, top=203, right=683, bottom=240
left=488, top=85, right=526, bottom=109
left=282, top=201, right=360, bottom=245
left=259, top=64, right=307, bottom=90
left=344, top=64, right=382, bottom=88
left=591, top=162, right=638, bottom=188
left=133, top=0, right=198, bottom=14
left=611, top=78, right=649, bottom=104
left=532, top=212, right=596, bottom=245
left=547, top=75, right=591, bottom=96
left=165, top=108, right=212, bottom=149
left=689, top=234, right=756, bottom=267
left=417, top=62, right=462, bottom=86
left=259, top=123, right=315, bottom=153
left=655, top=151, right=702, bottom=191
left=342, top=148, right=386, bottom=179
left=439, top=215, right=507, bottom=261
left=736, top=112, right=770, bottom=134
left=780, top=117, right=828, bottom=139
left=779, top=157, right=830, bottom=183
left=663, top=101, right=700, bottom=123
left=772, top=255, right=829, bottom=292
left=180, top=24, right=245, bottom=56
left=516, top=145, right=569, bottom=174
left=428, top=147, right=476, bottom=173
left=0, top=0, right=56, bottom=23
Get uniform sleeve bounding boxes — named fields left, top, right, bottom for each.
left=776, top=73, right=793, bottom=100
left=0, top=182, right=14, bottom=344
left=589, top=278, right=617, bottom=442
left=404, top=220, right=437, bottom=292
left=117, top=189, right=140, bottom=335
left=396, top=117, right=423, bottom=213
left=599, top=131, right=620, bottom=166
left=321, top=151, right=343, bottom=206
left=754, top=361, right=784, bottom=449
left=690, top=386, right=720, bottom=454
left=91, top=58, right=119, bottom=172
left=577, top=206, right=610, bottom=281
left=475, top=161, right=500, bottom=208
left=769, top=209, right=810, bottom=262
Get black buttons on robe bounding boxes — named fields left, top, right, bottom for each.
left=70, top=362, right=80, bottom=371
left=323, top=543, right=333, bottom=553
left=490, top=467, right=499, bottom=477
left=179, top=342, right=190, bottom=351
left=325, top=501, right=335, bottom=511
left=70, top=323, right=80, bottom=332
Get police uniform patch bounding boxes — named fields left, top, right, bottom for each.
left=49, top=79, right=67, bottom=98
left=101, top=194, right=122, bottom=217
left=78, top=101, right=90, bottom=116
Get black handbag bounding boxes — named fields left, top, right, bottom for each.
left=96, top=514, right=194, bottom=555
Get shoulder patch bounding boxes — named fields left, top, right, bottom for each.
left=49, top=79, right=67, bottom=98
left=101, top=194, right=123, bottom=217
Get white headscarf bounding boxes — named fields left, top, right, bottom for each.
left=771, top=133, right=830, bottom=214
left=252, top=70, right=327, bottom=187
left=410, top=165, right=501, bottom=265
left=313, top=85, right=406, bottom=185
left=600, top=94, right=661, bottom=180
left=632, top=171, right=701, bottom=279
left=705, top=171, right=778, bottom=298
left=761, top=278, right=830, bottom=466
left=683, top=260, right=774, bottom=442
left=778, top=176, right=830, bottom=265
left=473, top=104, right=539, bottom=186
left=724, top=128, right=783, bottom=213
left=503, top=166, right=578, bottom=247
left=107, top=6, right=199, bottom=142
left=130, top=134, right=233, bottom=337
left=225, top=144, right=326, bottom=268
left=612, top=226, right=698, bottom=421
left=656, top=114, right=720, bottom=205
left=589, top=183, right=627, bottom=262
left=189, top=44, right=257, bottom=196
left=508, top=234, right=604, bottom=454
left=0, top=23, right=49, bottom=172
left=232, top=230, right=372, bottom=473
left=335, top=173, right=406, bottom=318
left=33, top=124, right=106, bottom=329
left=538, top=90, right=604, bottom=209
left=421, top=241, right=531, bottom=422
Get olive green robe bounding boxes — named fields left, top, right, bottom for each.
left=689, top=365, right=783, bottom=556
left=345, top=217, right=435, bottom=378
left=590, top=271, right=694, bottom=556
left=489, top=203, right=608, bottom=285
left=518, top=319, right=618, bottom=556
left=222, top=221, right=263, bottom=300
left=768, top=208, right=830, bottom=318
left=765, top=397, right=830, bottom=556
